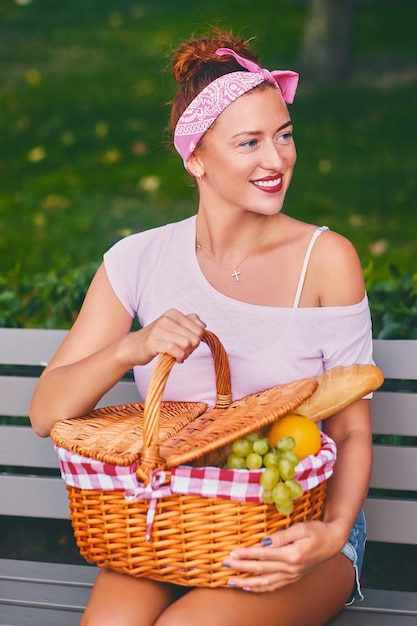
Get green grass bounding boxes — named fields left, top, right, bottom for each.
left=1, top=0, right=417, bottom=590
left=0, top=0, right=416, bottom=285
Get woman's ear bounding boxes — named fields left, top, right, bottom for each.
left=187, top=152, right=205, bottom=179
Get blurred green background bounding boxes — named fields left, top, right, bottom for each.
left=1, top=0, right=416, bottom=289
left=1, top=0, right=417, bottom=591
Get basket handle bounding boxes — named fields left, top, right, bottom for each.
left=137, top=330, right=231, bottom=482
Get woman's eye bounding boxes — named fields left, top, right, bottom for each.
left=279, top=131, right=293, bottom=143
left=241, top=138, right=258, bottom=148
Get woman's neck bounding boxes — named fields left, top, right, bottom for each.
left=195, top=210, right=275, bottom=270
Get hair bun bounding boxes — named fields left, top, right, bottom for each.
left=172, top=31, right=257, bottom=84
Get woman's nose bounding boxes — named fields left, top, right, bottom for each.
left=260, top=141, right=285, bottom=170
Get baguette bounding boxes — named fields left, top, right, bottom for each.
left=196, top=364, right=384, bottom=466
left=296, top=364, right=384, bottom=422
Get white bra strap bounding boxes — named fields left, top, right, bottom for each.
left=292, top=226, right=329, bottom=308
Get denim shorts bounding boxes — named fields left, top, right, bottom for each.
left=341, top=509, right=366, bottom=605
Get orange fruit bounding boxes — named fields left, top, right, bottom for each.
left=267, top=413, right=321, bottom=460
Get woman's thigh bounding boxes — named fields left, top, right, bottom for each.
left=155, top=553, right=355, bottom=626
left=80, top=568, right=181, bottom=626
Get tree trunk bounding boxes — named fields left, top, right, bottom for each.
left=299, top=0, right=356, bottom=82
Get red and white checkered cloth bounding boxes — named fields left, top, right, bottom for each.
left=170, top=432, right=336, bottom=498
left=55, top=432, right=336, bottom=539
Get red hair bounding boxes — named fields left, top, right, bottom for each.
left=169, top=30, right=259, bottom=135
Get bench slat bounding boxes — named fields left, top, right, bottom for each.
left=0, top=579, right=90, bottom=611
left=328, top=610, right=417, bottom=625
left=0, top=558, right=97, bottom=585
left=371, top=445, right=417, bottom=490
left=2, top=431, right=415, bottom=484
left=0, top=475, right=69, bottom=519
left=371, top=392, right=417, bottom=436
left=0, top=604, right=84, bottom=626
left=357, top=588, right=417, bottom=615
left=0, top=376, right=140, bottom=418
left=373, top=339, right=417, bottom=379
left=0, top=559, right=92, bottom=625
left=329, top=588, right=417, bottom=625
left=0, top=426, right=59, bottom=468
left=364, top=498, right=417, bottom=544
left=0, top=378, right=38, bottom=417
left=0, top=328, right=68, bottom=366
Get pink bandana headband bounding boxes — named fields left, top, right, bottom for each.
left=174, top=47, right=299, bottom=171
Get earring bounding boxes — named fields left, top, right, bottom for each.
left=197, top=172, right=202, bottom=181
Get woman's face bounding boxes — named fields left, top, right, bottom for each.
left=192, top=85, right=297, bottom=217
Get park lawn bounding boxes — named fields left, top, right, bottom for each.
left=1, top=0, right=417, bottom=591
left=0, top=0, right=416, bottom=285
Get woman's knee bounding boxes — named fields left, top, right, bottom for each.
left=80, top=570, right=176, bottom=626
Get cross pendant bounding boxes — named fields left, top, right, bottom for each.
left=231, top=269, right=241, bottom=282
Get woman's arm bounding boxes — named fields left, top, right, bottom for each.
left=321, top=399, right=372, bottom=539
left=221, top=399, right=372, bottom=592
left=30, top=264, right=205, bottom=437
left=221, top=230, right=373, bottom=591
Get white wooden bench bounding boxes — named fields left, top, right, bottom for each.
left=1, top=328, right=416, bottom=625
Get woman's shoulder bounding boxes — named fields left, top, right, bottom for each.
left=282, top=216, right=365, bottom=306
left=310, top=229, right=365, bottom=306
left=284, top=216, right=360, bottom=265
left=106, top=216, right=195, bottom=256
left=311, top=227, right=362, bottom=270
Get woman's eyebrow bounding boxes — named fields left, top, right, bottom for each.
left=278, top=120, right=293, bottom=131
left=231, top=120, right=293, bottom=140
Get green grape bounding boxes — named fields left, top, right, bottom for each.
left=280, top=450, right=300, bottom=466
left=252, top=437, right=269, bottom=456
left=276, top=436, right=296, bottom=452
left=261, top=488, right=275, bottom=504
left=278, top=457, right=296, bottom=481
left=263, top=450, right=280, bottom=468
left=246, top=432, right=260, bottom=442
left=260, top=466, right=280, bottom=490
left=272, top=482, right=291, bottom=505
left=232, top=438, right=253, bottom=458
left=226, top=453, right=246, bottom=469
left=245, top=452, right=263, bottom=470
left=285, top=479, right=304, bottom=499
left=276, top=499, right=294, bottom=516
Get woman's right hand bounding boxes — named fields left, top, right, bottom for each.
left=126, top=309, right=206, bottom=367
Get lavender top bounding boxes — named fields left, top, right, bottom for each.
left=104, top=216, right=373, bottom=406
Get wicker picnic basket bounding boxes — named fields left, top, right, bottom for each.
left=50, top=330, right=381, bottom=588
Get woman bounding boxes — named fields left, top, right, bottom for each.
left=30, top=30, right=373, bottom=626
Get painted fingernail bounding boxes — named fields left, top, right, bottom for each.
left=261, top=537, right=273, bottom=547
left=229, top=550, right=239, bottom=558
left=227, top=580, right=237, bottom=586
left=222, top=562, right=231, bottom=568
left=243, top=586, right=251, bottom=592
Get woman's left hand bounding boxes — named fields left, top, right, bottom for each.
left=224, top=520, right=344, bottom=593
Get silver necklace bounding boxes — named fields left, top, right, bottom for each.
left=196, top=217, right=272, bottom=282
